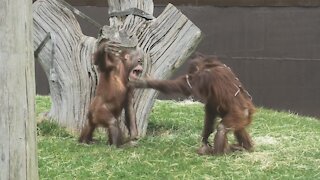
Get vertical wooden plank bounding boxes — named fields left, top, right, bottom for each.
left=0, top=1, right=11, bottom=178
left=0, top=0, right=38, bottom=179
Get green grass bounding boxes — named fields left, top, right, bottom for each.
left=36, top=96, right=320, bottom=180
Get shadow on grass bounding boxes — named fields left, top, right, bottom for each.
left=37, top=121, right=73, bottom=138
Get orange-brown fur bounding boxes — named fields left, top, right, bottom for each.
left=131, top=54, right=255, bottom=154
left=79, top=41, right=141, bottom=147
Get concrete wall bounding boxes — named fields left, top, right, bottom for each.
left=35, top=5, right=320, bottom=118
left=175, top=6, right=320, bottom=118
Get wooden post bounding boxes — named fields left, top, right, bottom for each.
left=0, top=0, right=38, bottom=179
left=33, top=0, right=201, bottom=136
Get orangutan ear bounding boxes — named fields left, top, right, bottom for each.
left=196, top=66, right=199, bottom=72
left=124, top=53, right=131, bottom=61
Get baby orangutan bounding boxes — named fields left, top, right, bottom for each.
left=130, top=55, right=255, bottom=155
left=79, top=40, right=143, bottom=147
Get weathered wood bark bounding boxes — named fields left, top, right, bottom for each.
left=0, top=0, right=38, bottom=179
left=108, top=0, right=202, bottom=135
left=33, top=0, right=201, bottom=136
left=33, top=0, right=98, bottom=131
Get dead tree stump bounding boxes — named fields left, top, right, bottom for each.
left=33, top=0, right=201, bottom=137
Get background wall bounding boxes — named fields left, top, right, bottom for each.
left=34, top=2, right=320, bottom=118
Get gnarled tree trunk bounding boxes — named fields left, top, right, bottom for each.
left=33, top=0, right=201, bottom=136
left=33, top=0, right=98, bottom=131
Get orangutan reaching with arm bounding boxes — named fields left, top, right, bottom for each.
left=130, top=55, right=255, bottom=155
